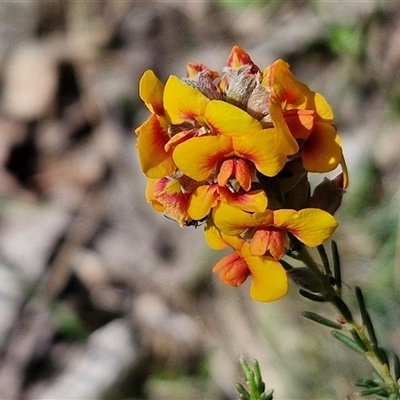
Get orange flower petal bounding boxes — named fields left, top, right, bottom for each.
left=269, top=100, right=299, bottom=155
left=284, top=109, right=315, bottom=139
left=250, top=228, right=285, bottom=259
left=164, top=129, right=196, bottom=152
left=139, top=70, right=165, bottom=116
left=164, top=75, right=209, bottom=124
left=217, top=158, right=252, bottom=191
left=186, top=63, right=219, bottom=81
left=235, top=158, right=252, bottom=191
left=146, top=178, right=190, bottom=227
left=232, top=129, right=287, bottom=177
left=273, top=208, right=338, bottom=247
left=212, top=252, right=250, bottom=286
left=263, top=60, right=307, bottom=107
left=217, top=159, right=235, bottom=187
left=205, top=100, right=262, bottom=136
left=302, top=122, right=343, bottom=173
left=173, top=135, right=233, bottom=181
left=241, top=243, right=288, bottom=302
left=137, top=114, right=176, bottom=178
left=226, top=45, right=259, bottom=73
left=249, top=229, right=268, bottom=256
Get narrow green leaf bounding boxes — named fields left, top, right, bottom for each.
left=357, top=386, right=388, bottom=396
left=355, top=288, right=389, bottom=365
left=331, top=240, right=342, bottom=293
left=331, top=330, right=367, bottom=354
left=287, top=268, right=323, bottom=293
left=331, top=295, right=354, bottom=322
left=239, top=356, right=252, bottom=377
left=264, top=389, right=274, bottom=400
left=302, top=311, right=343, bottom=330
left=350, top=328, right=368, bottom=352
left=253, top=359, right=265, bottom=393
left=260, top=389, right=274, bottom=400
left=353, top=378, right=380, bottom=388
left=377, top=346, right=389, bottom=367
left=239, top=357, right=258, bottom=399
left=279, top=259, right=294, bottom=271
left=298, top=288, right=326, bottom=302
left=248, top=370, right=258, bottom=400
left=317, top=244, right=331, bottom=275
left=371, top=371, right=384, bottom=382
left=236, top=383, right=250, bottom=400
left=355, top=286, right=378, bottom=348
left=392, top=352, right=400, bottom=381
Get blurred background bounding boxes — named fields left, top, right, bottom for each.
left=0, top=1, right=400, bottom=399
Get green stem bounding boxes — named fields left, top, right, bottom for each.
left=294, top=245, right=399, bottom=394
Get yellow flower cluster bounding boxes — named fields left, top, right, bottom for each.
left=135, top=46, right=348, bottom=302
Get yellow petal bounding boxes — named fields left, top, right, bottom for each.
left=139, top=70, right=165, bottom=116
left=273, top=208, right=338, bottom=247
left=188, top=184, right=219, bottom=220
left=302, top=122, right=342, bottom=173
left=213, top=203, right=273, bottom=236
left=340, top=154, right=349, bottom=189
left=205, top=100, right=262, bottom=136
left=164, top=75, right=209, bottom=124
left=173, top=135, right=233, bottom=181
left=137, top=114, right=176, bottom=178
left=204, top=218, right=244, bottom=250
left=232, top=129, right=287, bottom=177
left=204, top=219, right=228, bottom=250
left=241, top=243, right=288, bottom=302
left=310, top=92, right=333, bottom=121
left=218, top=187, right=268, bottom=213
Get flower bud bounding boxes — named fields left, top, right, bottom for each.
left=307, top=174, right=345, bottom=215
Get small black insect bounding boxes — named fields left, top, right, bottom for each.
left=184, top=216, right=208, bottom=228
left=164, top=214, right=208, bottom=228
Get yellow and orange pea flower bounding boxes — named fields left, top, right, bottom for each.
left=205, top=219, right=288, bottom=302
left=263, top=59, right=348, bottom=187
left=136, top=45, right=348, bottom=187
left=204, top=202, right=337, bottom=302
left=212, top=202, right=338, bottom=259
left=137, top=64, right=285, bottom=225
left=135, top=45, right=347, bottom=301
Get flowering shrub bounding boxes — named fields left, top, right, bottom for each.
left=135, top=45, right=347, bottom=302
